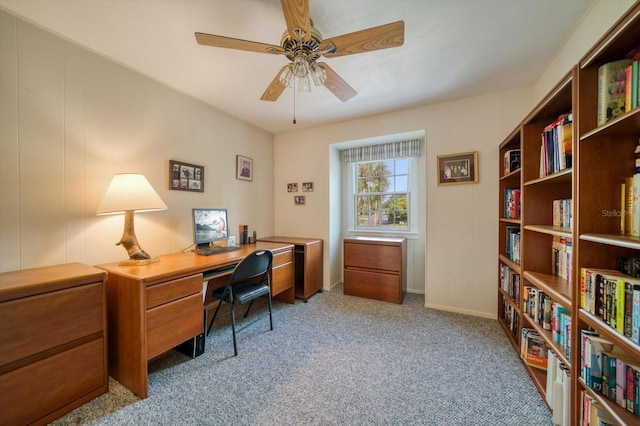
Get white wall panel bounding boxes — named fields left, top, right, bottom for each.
left=0, top=10, right=274, bottom=272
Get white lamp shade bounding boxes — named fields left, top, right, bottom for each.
left=96, top=173, right=167, bottom=215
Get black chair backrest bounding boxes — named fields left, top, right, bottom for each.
left=229, top=249, right=273, bottom=283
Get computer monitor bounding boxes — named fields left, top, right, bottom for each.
left=192, top=208, right=228, bottom=249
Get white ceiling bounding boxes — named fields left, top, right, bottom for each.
left=0, top=0, right=596, bottom=134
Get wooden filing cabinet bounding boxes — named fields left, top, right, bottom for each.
left=0, top=263, right=108, bottom=425
left=343, top=237, right=407, bottom=304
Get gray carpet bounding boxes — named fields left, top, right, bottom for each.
left=53, top=285, right=553, bottom=425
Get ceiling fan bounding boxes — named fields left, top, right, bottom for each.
left=195, top=0, right=404, bottom=103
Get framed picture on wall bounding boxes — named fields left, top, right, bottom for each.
left=236, top=155, right=253, bottom=181
left=302, top=182, right=314, bottom=192
left=169, top=160, right=204, bottom=192
left=294, top=195, right=305, bottom=205
left=437, top=151, right=478, bottom=186
left=287, top=183, right=298, bottom=192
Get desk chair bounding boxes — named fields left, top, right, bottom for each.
left=206, top=249, right=273, bottom=356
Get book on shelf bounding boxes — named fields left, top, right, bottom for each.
left=582, top=392, right=617, bottom=426
left=505, top=225, right=520, bottom=264
left=598, top=59, right=633, bottom=127
left=504, top=188, right=521, bottom=219
left=503, top=149, right=521, bottom=175
left=624, top=60, right=639, bottom=111
left=499, top=262, right=520, bottom=301
left=539, top=113, right=572, bottom=177
left=552, top=199, right=572, bottom=228
left=552, top=236, right=572, bottom=283
left=581, top=330, right=616, bottom=393
left=521, top=328, right=548, bottom=370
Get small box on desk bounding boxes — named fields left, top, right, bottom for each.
left=175, top=309, right=206, bottom=358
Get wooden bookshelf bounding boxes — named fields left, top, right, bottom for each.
left=497, top=3, right=640, bottom=424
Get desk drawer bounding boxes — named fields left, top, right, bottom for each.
left=147, top=293, right=203, bottom=359
left=1, top=337, right=105, bottom=425
left=146, top=274, right=202, bottom=309
left=0, top=282, right=104, bottom=366
left=272, top=249, right=293, bottom=267
left=272, top=262, right=293, bottom=296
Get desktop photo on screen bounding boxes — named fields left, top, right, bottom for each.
left=192, top=208, right=228, bottom=248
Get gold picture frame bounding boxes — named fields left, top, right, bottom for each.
left=437, top=151, right=478, bottom=185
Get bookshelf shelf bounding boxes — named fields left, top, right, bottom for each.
left=497, top=4, right=640, bottom=423
left=524, top=225, right=572, bottom=238
left=579, top=309, right=640, bottom=358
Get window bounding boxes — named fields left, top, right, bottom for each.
left=354, top=158, right=410, bottom=230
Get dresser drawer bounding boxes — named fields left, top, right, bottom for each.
left=146, top=274, right=202, bottom=309
left=147, top=293, right=203, bottom=359
left=344, top=242, right=401, bottom=272
left=0, top=282, right=104, bottom=366
left=1, top=337, right=105, bottom=425
left=344, top=268, right=402, bottom=304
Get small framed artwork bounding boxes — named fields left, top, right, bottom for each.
left=169, top=160, right=204, bottom=192
left=287, top=183, right=298, bottom=192
left=236, top=155, right=253, bottom=181
left=294, top=195, right=306, bottom=205
left=302, top=182, right=314, bottom=192
left=437, top=151, right=478, bottom=186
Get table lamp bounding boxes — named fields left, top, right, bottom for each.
left=96, top=173, right=167, bottom=265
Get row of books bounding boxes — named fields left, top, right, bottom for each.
left=503, top=149, right=520, bottom=176
left=547, top=351, right=571, bottom=426
left=552, top=198, right=572, bottom=228
left=499, top=262, right=520, bottom=302
left=581, top=329, right=640, bottom=419
left=597, top=55, right=640, bottom=127
left=523, top=286, right=572, bottom=357
left=505, top=226, right=520, bottom=264
left=539, top=113, right=572, bottom=177
left=621, top=173, right=640, bottom=236
left=580, top=267, right=640, bottom=344
left=521, top=327, right=549, bottom=370
left=552, top=236, right=572, bottom=284
left=500, top=296, right=519, bottom=339
left=504, top=188, right=521, bottom=219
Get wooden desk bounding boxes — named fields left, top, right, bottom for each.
left=258, top=236, right=323, bottom=302
left=96, top=242, right=294, bottom=399
left=0, top=263, right=108, bottom=425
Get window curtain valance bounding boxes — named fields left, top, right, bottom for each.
left=341, top=139, right=422, bottom=163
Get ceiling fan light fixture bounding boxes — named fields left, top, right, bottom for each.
left=279, top=65, right=294, bottom=87
left=297, top=74, right=311, bottom=92
left=310, top=63, right=326, bottom=86
left=292, top=55, right=309, bottom=78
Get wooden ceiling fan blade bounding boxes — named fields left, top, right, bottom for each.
left=317, top=62, right=357, bottom=102
left=195, top=32, right=284, bottom=54
left=281, top=0, right=310, bottom=41
left=319, top=21, right=404, bottom=57
left=260, top=65, right=289, bottom=102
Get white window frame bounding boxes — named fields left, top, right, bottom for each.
left=346, top=156, right=419, bottom=238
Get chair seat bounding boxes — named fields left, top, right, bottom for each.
left=212, top=281, right=270, bottom=305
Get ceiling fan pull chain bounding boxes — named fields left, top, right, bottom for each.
left=293, top=79, right=297, bottom=125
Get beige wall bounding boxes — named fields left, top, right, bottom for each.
left=0, top=11, right=274, bottom=272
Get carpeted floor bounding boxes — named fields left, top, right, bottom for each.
left=52, top=285, right=553, bottom=425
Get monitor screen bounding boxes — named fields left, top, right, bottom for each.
left=192, top=208, right=228, bottom=248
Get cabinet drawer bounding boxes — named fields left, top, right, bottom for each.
left=344, top=242, right=401, bottom=272
left=0, top=282, right=104, bottom=366
left=147, top=293, right=203, bottom=359
left=344, top=268, right=402, bottom=304
left=272, top=249, right=293, bottom=267
left=1, top=337, right=105, bottom=425
left=146, top=274, right=202, bottom=309
left=272, top=262, right=293, bottom=296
